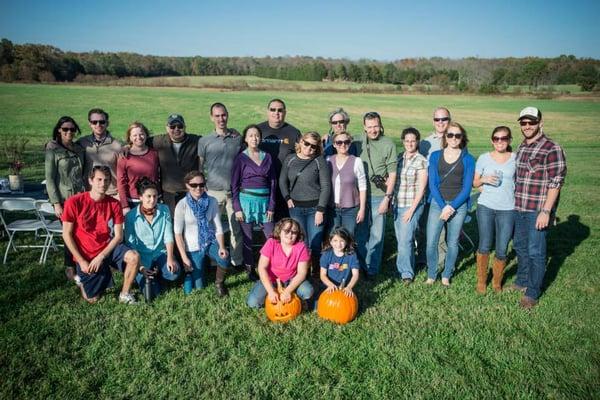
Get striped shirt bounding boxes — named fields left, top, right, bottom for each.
left=394, top=152, right=428, bottom=207
left=515, top=133, right=566, bottom=212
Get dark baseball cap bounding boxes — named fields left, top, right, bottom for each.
left=167, top=114, right=185, bottom=125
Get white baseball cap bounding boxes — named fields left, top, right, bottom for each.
left=518, top=106, right=542, bottom=121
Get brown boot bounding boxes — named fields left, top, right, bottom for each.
left=475, top=252, right=489, bottom=294
left=215, top=266, right=229, bottom=297
left=492, top=258, right=506, bottom=293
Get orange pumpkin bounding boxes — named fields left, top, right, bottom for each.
left=265, top=279, right=302, bottom=323
left=317, top=288, right=358, bottom=324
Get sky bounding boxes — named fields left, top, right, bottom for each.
left=1, top=0, right=599, bottom=60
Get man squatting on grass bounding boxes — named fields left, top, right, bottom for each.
left=62, top=165, right=140, bottom=304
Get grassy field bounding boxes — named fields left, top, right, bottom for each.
left=0, top=82, right=599, bottom=399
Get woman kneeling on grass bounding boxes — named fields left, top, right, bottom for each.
left=174, top=171, right=231, bottom=297
left=247, top=218, right=314, bottom=308
left=124, top=178, right=180, bottom=300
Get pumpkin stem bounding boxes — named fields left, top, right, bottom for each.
left=339, top=278, right=346, bottom=290
left=276, top=278, right=283, bottom=293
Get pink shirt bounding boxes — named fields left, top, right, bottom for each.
left=116, top=148, right=160, bottom=208
left=260, top=238, right=310, bottom=283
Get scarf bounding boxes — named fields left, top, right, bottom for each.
left=140, top=204, right=156, bottom=216
left=186, top=192, right=215, bottom=250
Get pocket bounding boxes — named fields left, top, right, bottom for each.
left=527, top=157, right=543, bottom=174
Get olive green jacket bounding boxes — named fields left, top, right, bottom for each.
left=44, top=140, right=85, bottom=205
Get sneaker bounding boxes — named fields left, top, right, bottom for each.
left=425, top=278, right=435, bottom=285
left=505, top=283, right=527, bottom=293
left=441, top=278, right=450, bottom=287
left=119, top=292, right=137, bottom=304
left=519, top=295, right=538, bottom=310
left=73, top=274, right=82, bottom=288
left=402, top=278, right=413, bottom=285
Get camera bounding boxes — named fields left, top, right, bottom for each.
left=370, top=174, right=388, bottom=192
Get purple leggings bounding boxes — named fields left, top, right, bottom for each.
left=240, top=221, right=274, bottom=267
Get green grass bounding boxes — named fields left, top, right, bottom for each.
left=0, top=83, right=599, bottom=398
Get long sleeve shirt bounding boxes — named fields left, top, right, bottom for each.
left=124, top=203, right=173, bottom=268
left=116, top=148, right=160, bottom=208
left=231, top=150, right=277, bottom=212
left=279, top=154, right=331, bottom=211
left=428, top=149, right=475, bottom=210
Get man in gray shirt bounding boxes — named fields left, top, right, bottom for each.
left=417, top=107, right=452, bottom=267
left=198, top=103, right=243, bottom=268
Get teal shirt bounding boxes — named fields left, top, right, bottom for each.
left=124, top=203, right=173, bottom=268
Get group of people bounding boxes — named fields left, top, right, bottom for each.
left=45, top=101, right=566, bottom=310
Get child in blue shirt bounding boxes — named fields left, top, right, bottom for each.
left=320, top=227, right=360, bottom=297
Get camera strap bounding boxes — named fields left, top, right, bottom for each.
left=288, top=155, right=318, bottom=194
left=439, top=151, right=463, bottom=184
left=365, top=135, right=379, bottom=177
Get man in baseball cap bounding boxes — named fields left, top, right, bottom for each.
left=508, top=106, right=567, bottom=310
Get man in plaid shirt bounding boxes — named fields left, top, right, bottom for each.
left=509, top=106, right=567, bottom=310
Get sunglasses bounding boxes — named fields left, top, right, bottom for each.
left=269, top=107, right=285, bottom=113
left=331, top=120, right=347, bottom=125
left=168, top=124, right=184, bottom=130
left=60, top=127, right=77, bottom=133
left=434, top=117, right=450, bottom=122
left=519, top=121, right=538, bottom=127
left=492, top=136, right=510, bottom=143
left=446, top=133, right=463, bottom=139
left=302, top=140, right=318, bottom=150
left=282, top=228, right=299, bottom=235
left=188, top=182, right=206, bottom=189
left=335, top=139, right=351, bottom=146
left=90, top=120, right=107, bottom=126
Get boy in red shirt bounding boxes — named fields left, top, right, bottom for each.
left=62, top=165, right=140, bottom=304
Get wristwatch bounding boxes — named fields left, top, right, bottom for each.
left=540, top=208, right=551, bottom=215
left=384, top=194, right=393, bottom=200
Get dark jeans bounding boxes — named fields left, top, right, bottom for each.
left=327, top=205, right=358, bottom=236
left=476, top=204, right=515, bottom=260
left=513, top=211, right=551, bottom=300
left=289, top=206, right=324, bottom=254
left=240, top=221, right=274, bottom=267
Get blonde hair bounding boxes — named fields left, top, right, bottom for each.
left=294, top=131, right=323, bottom=156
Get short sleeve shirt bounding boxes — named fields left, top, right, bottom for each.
left=396, top=152, right=428, bottom=207
left=319, top=249, right=359, bottom=286
left=475, top=152, right=516, bottom=211
left=260, top=238, right=310, bottom=283
left=61, top=192, right=123, bottom=261
left=197, top=130, right=242, bottom=191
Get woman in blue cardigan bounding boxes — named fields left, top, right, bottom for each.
left=426, top=122, right=475, bottom=286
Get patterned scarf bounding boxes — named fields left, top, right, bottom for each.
left=186, top=192, right=215, bottom=250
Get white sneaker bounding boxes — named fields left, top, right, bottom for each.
left=73, top=275, right=82, bottom=287
left=119, top=292, right=137, bottom=304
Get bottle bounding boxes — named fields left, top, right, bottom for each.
left=144, top=269, right=154, bottom=303
left=183, top=270, right=193, bottom=295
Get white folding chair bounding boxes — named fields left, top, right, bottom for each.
left=0, top=198, right=49, bottom=264
left=35, top=200, right=63, bottom=264
left=459, top=192, right=480, bottom=253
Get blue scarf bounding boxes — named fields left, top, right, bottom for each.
left=186, top=192, right=215, bottom=250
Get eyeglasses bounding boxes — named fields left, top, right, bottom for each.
left=519, top=121, right=538, bottom=127
left=269, top=107, right=284, bottom=113
left=331, top=120, right=347, bottom=125
left=446, top=133, right=463, bottom=139
left=282, top=228, right=299, bottom=235
left=302, top=140, right=318, bottom=150
left=168, top=124, right=184, bottom=130
left=492, top=136, right=510, bottom=143
left=60, top=127, right=77, bottom=133
left=335, top=139, right=351, bottom=146
left=188, top=182, right=206, bottom=189
left=90, top=120, right=107, bottom=126
left=434, top=117, right=450, bottom=122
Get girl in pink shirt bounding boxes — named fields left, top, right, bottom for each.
left=246, top=218, right=314, bottom=308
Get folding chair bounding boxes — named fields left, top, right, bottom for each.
left=35, top=200, right=63, bottom=264
left=0, top=198, right=49, bottom=264
left=459, top=192, right=480, bottom=253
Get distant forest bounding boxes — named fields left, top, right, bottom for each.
left=1, top=38, right=599, bottom=92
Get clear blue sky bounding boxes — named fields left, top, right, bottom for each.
left=1, top=0, right=599, bottom=60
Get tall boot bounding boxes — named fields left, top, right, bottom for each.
left=492, top=258, right=506, bottom=293
left=310, top=255, right=321, bottom=286
left=215, top=266, right=229, bottom=297
left=476, top=252, right=489, bottom=294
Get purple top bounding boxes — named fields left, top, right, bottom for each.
left=231, top=150, right=277, bottom=212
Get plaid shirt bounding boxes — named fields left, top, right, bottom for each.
left=394, top=152, right=428, bottom=207
left=515, top=133, right=566, bottom=212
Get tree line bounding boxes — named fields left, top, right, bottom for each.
left=1, top=38, right=599, bottom=91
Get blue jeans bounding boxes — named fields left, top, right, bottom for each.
left=183, top=242, right=230, bottom=295
left=394, top=203, right=424, bottom=279
left=328, top=206, right=358, bottom=236
left=289, top=206, right=324, bottom=254
left=135, top=253, right=181, bottom=299
left=426, top=201, right=468, bottom=280
left=356, top=196, right=386, bottom=276
left=476, top=204, right=515, bottom=260
left=246, top=279, right=314, bottom=308
left=513, top=211, right=549, bottom=300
